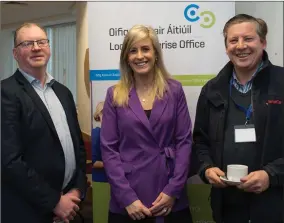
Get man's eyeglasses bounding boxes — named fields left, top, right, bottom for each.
left=15, top=39, right=50, bottom=49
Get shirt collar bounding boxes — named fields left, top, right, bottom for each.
left=19, top=68, right=55, bottom=86
left=232, top=61, right=264, bottom=85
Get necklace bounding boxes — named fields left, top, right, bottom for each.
left=140, top=85, right=152, bottom=103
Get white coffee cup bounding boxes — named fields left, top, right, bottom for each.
left=227, top=164, right=248, bottom=182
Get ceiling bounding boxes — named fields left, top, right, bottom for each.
left=1, top=1, right=76, bottom=28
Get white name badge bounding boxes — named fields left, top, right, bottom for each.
left=234, top=124, right=256, bottom=143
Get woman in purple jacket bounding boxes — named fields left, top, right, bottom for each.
left=100, top=24, right=193, bottom=223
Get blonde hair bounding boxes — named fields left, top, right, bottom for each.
left=113, top=25, right=171, bottom=107
left=14, top=22, right=47, bottom=47
left=223, top=14, right=268, bottom=47
left=93, top=101, right=104, bottom=122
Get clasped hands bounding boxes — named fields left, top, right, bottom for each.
left=126, top=192, right=175, bottom=220
left=53, top=189, right=81, bottom=223
left=205, top=167, right=270, bottom=193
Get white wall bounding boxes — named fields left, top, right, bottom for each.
left=0, top=2, right=2, bottom=30
left=0, top=2, right=76, bottom=80
left=2, top=2, right=75, bottom=30
left=236, top=2, right=284, bottom=66
left=0, top=29, right=14, bottom=80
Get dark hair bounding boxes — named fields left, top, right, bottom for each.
left=223, top=14, right=268, bottom=47
left=256, top=18, right=268, bottom=37
left=14, top=22, right=47, bottom=47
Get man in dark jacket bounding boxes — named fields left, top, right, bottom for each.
left=2, top=23, right=87, bottom=223
left=193, top=14, right=284, bottom=223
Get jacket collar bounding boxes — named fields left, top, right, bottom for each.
left=14, top=69, right=60, bottom=140
left=18, top=68, right=55, bottom=87
left=206, top=50, right=271, bottom=108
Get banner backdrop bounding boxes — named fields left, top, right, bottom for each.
left=88, top=2, right=235, bottom=223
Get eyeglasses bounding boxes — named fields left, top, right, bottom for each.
left=15, top=39, right=50, bottom=49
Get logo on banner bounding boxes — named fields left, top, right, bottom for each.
left=184, top=4, right=216, bottom=28
left=90, top=69, right=120, bottom=81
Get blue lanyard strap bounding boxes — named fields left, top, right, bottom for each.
left=230, top=78, right=253, bottom=125
left=229, top=61, right=263, bottom=124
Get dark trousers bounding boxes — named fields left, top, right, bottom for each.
left=108, top=208, right=192, bottom=223
left=218, top=203, right=283, bottom=223
left=221, top=204, right=250, bottom=223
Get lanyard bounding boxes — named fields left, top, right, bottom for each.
left=230, top=78, right=253, bottom=125
left=230, top=61, right=263, bottom=125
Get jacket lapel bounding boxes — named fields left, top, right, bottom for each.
left=207, top=61, right=231, bottom=108
left=15, top=70, right=60, bottom=140
left=149, top=90, right=168, bottom=129
left=206, top=62, right=231, bottom=166
left=128, top=87, right=152, bottom=134
left=52, top=83, right=77, bottom=147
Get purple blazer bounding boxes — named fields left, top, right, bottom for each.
left=100, top=79, right=192, bottom=217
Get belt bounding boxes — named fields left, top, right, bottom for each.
left=160, top=146, right=175, bottom=178
left=156, top=146, right=176, bottom=223
left=161, top=146, right=175, bottom=159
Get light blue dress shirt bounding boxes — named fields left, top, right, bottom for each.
left=20, top=68, right=76, bottom=189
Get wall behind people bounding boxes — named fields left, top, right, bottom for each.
left=0, top=4, right=82, bottom=135
left=235, top=1, right=284, bottom=66
left=0, top=2, right=77, bottom=91
left=0, top=2, right=93, bottom=136
left=0, top=29, right=14, bottom=80
left=76, top=2, right=91, bottom=136
left=2, top=2, right=283, bottom=137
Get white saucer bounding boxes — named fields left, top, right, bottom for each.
left=220, top=176, right=242, bottom=186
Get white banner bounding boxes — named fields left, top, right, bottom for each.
left=89, top=2, right=234, bottom=127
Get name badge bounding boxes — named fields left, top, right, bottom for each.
left=234, top=124, right=256, bottom=143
